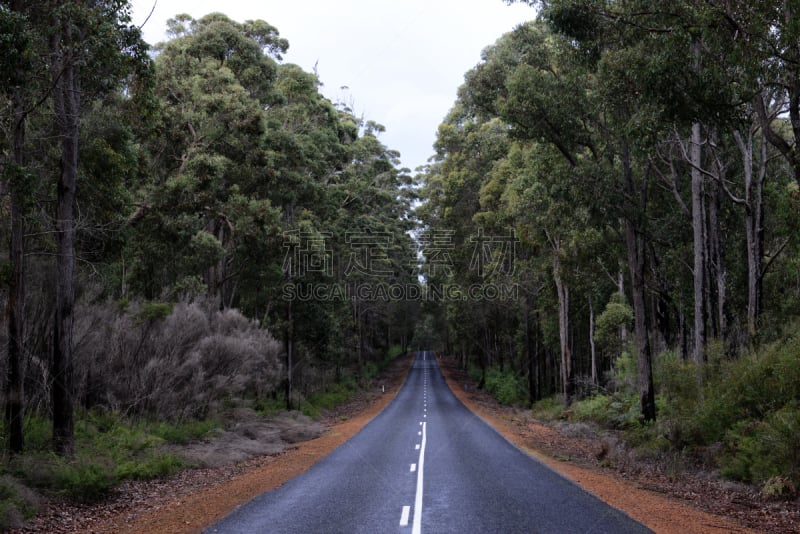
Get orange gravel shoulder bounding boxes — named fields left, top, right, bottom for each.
left=90, top=356, right=413, bottom=534
left=87, top=352, right=773, bottom=534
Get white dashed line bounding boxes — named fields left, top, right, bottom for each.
left=412, top=422, right=427, bottom=534
left=415, top=443, right=420, bottom=450
left=400, top=505, right=410, bottom=526
left=410, top=463, right=417, bottom=472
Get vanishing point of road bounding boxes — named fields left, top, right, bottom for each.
left=207, top=351, right=651, bottom=533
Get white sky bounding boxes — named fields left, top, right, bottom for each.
left=129, top=0, right=536, bottom=173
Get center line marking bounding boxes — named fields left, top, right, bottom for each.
left=400, top=505, right=410, bottom=526
left=415, top=444, right=420, bottom=450
left=410, top=463, right=416, bottom=472
left=412, top=421, right=427, bottom=534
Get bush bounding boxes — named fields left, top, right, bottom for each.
left=115, top=452, right=185, bottom=480
left=361, top=361, right=379, bottom=382
left=720, top=404, right=800, bottom=484
left=467, top=363, right=483, bottom=385
left=572, top=393, right=640, bottom=429
left=386, top=344, right=404, bottom=361
left=531, top=396, right=565, bottom=420
left=697, top=330, right=800, bottom=445
left=5, top=412, right=214, bottom=504
left=0, top=476, right=39, bottom=530
left=73, top=299, right=284, bottom=420
left=56, top=459, right=118, bottom=502
left=301, top=382, right=357, bottom=417
left=484, top=367, right=526, bottom=406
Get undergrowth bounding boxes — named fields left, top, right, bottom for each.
left=524, top=325, right=800, bottom=495
left=0, top=344, right=408, bottom=525
left=0, top=411, right=220, bottom=526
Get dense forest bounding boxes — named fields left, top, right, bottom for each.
left=0, top=1, right=419, bottom=512
left=2, top=0, right=800, bottom=524
left=419, top=0, right=800, bottom=494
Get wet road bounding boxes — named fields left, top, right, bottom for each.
left=207, top=351, right=651, bottom=533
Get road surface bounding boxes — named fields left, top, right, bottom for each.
left=207, top=351, right=651, bottom=533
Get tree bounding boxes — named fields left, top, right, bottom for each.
left=46, top=0, right=149, bottom=456
left=0, top=0, right=37, bottom=454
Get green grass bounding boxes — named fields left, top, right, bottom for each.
left=0, top=412, right=220, bottom=505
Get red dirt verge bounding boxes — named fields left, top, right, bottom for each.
left=16, top=352, right=798, bottom=533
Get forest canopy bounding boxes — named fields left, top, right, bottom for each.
left=0, top=4, right=418, bottom=460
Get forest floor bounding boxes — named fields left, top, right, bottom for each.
left=12, top=352, right=799, bottom=533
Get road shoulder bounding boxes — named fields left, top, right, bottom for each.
left=435, top=355, right=758, bottom=534
left=77, top=355, right=414, bottom=534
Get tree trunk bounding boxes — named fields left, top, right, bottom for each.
left=589, top=297, right=597, bottom=386
left=690, top=122, right=706, bottom=365
left=733, top=127, right=765, bottom=342
left=5, top=47, right=27, bottom=453
left=285, top=296, right=293, bottom=411
left=51, top=14, right=80, bottom=457
left=707, top=177, right=726, bottom=341
left=551, top=247, right=573, bottom=404
left=622, top=143, right=656, bottom=422
left=617, top=269, right=627, bottom=343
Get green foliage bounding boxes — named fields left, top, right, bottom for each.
left=697, top=330, right=800, bottom=445
left=115, top=452, right=186, bottom=480
left=253, top=396, right=286, bottom=416
left=612, top=350, right=637, bottom=392
left=386, top=344, right=405, bottom=361
left=484, top=367, right=527, bottom=406
left=136, top=301, right=174, bottom=322
left=7, top=452, right=117, bottom=503
left=652, top=352, right=702, bottom=447
left=720, top=404, right=800, bottom=484
left=301, top=382, right=357, bottom=418
left=189, top=230, right=225, bottom=270
left=361, top=361, right=380, bottom=382
left=644, top=330, right=800, bottom=484
left=572, top=393, right=641, bottom=429
left=594, top=293, right=632, bottom=356
left=2, top=412, right=215, bottom=503
left=467, top=362, right=484, bottom=385
left=531, top=396, right=565, bottom=420
left=55, top=459, right=118, bottom=502
left=144, top=419, right=218, bottom=445
left=0, top=476, right=38, bottom=530
left=762, top=476, right=797, bottom=500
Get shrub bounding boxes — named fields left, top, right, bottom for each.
left=531, top=396, right=565, bottom=420
left=595, top=293, right=633, bottom=359
left=572, top=393, right=640, bottom=429
left=73, top=299, right=284, bottom=420
left=484, top=367, right=526, bottom=406
left=301, top=382, right=356, bottom=417
left=0, top=476, right=39, bottom=530
left=386, top=344, right=404, bottom=361
left=361, top=361, right=379, bottom=382
left=762, top=476, right=797, bottom=500
left=720, top=404, right=800, bottom=484
left=467, top=362, right=483, bottom=385
left=115, top=452, right=185, bottom=480
left=56, top=459, right=118, bottom=502
left=697, top=330, right=800, bottom=445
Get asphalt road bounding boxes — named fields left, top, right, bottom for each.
left=207, top=351, right=651, bottom=533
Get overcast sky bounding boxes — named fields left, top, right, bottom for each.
left=129, top=0, right=536, bottom=173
